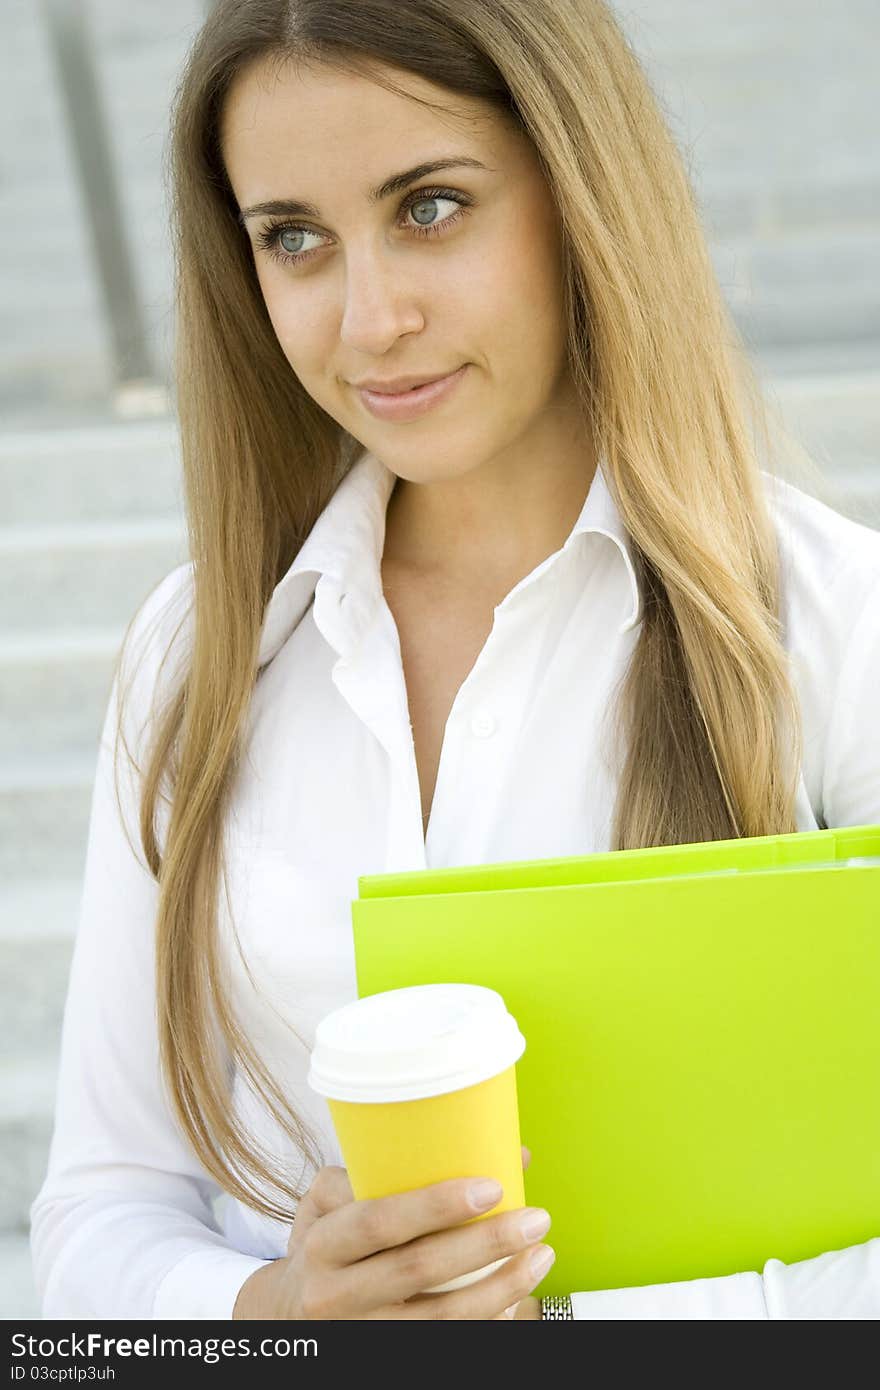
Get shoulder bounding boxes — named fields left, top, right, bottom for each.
left=120, top=560, right=195, bottom=680
left=760, top=470, right=880, bottom=648
left=95, top=562, right=195, bottom=868
left=760, top=471, right=880, bottom=825
left=111, top=561, right=195, bottom=750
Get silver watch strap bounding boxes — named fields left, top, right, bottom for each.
left=541, top=1293, right=573, bottom=1319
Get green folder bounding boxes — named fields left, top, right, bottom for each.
left=350, top=825, right=880, bottom=1297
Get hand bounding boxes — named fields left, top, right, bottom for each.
left=506, top=1147, right=542, bottom=1321
left=233, top=1144, right=552, bottom=1320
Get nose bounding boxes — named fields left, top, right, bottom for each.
left=338, top=246, right=424, bottom=353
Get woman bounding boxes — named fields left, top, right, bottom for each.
left=30, top=0, right=880, bottom=1319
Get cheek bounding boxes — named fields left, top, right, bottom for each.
left=470, top=214, right=564, bottom=342
left=508, top=241, right=565, bottom=331
left=256, top=269, right=292, bottom=342
left=257, top=272, right=326, bottom=367
left=477, top=245, right=565, bottom=381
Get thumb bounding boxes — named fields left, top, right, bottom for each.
left=287, top=1165, right=354, bottom=1254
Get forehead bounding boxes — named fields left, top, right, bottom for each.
left=220, top=56, right=504, bottom=195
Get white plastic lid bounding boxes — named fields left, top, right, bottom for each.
left=307, top=983, right=526, bottom=1103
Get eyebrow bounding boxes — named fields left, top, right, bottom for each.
left=237, top=157, right=491, bottom=226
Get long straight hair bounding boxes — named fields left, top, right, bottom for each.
left=114, top=0, right=805, bottom=1221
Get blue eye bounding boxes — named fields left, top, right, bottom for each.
left=254, top=187, right=472, bottom=268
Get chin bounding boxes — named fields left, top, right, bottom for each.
left=386, top=463, right=475, bottom=488
left=381, top=441, right=495, bottom=484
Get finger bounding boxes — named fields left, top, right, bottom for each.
left=320, top=1203, right=552, bottom=1315
left=521, top=1145, right=531, bottom=1170
left=288, top=1166, right=354, bottom=1250
left=513, top=1295, right=542, bottom=1319
left=366, top=1242, right=556, bottom=1320
left=315, top=1174, right=506, bottom=1268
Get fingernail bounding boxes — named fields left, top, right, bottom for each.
left=505, top=1303, right=519, bottom=1319
left=468, top=1179, right=503, bottom=1211
left=518, top=1207, right=551, bottom=1242
left=530, top=1244, right=556, bottom=1280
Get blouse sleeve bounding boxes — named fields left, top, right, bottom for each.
left=820, top=567, right=880, bottom=829
left=29, top=566, right=274, bottom=1319
left=568, top=1236, right=880, bottom=1318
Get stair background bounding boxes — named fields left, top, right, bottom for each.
left=2, top=0, right=878, bottom=1318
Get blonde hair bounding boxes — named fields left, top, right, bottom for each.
left=115, top=0, right=811, bottom=1222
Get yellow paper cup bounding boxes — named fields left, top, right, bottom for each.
left=307, top=983, right=526, bottom=1293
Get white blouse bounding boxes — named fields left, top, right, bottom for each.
left=30, top=448, right=880, bottom=1320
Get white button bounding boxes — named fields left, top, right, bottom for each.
left=470, top=713, right=497, bottom=738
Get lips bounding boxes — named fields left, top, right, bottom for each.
left=355, top=364, right=470, bottom=421
left=354, top=373, right=454, bottom=394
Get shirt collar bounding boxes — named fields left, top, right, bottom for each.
left=257, top=448, right=641, bottom=668
left=563, top=455, right=642, bottom=633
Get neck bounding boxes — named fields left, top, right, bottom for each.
left=380, top=382, right=597, bottom=593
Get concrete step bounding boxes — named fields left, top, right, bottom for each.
left=0, top=419, right=183, bottom=525
left=699, top=173, right=880, bottom=242
left=0, top=629, right=122, bottom=764
left=1, top=881, right=80, bottom=1066
left=0, top=1055, right=57, bottom=1237
left=711, top=226, right=880, bottom=350
left=0, top=519, right=189, bottom=634
left=0, top=756, right=95, bottom=881
left=764, top=368, right=880, bottom=527
left=757, top=339, right=880, bottom=380
left=767, top=371, right=879, bottom=467
left=0, top=1233, right=40, bottom=1319
left=1, top=888, right=78, bottom=1245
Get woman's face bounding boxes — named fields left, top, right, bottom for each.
left=221, top=56, right=579, bottom=488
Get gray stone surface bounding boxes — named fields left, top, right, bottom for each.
left=0, top=420, right=183, bottom=525
left=0, top=519, right=188, bottom=633
left=0, top=1057, right=58, bottom=1236
left=0, top=1234, right=40, bottom=1319
left=1, top=881, right=80, bottom=1066
left=764, top=370, right=880, bottom=477
left=0, top=760, right=95, bottom=880
left=0, top=632, right=121, bottom=763
left=1, top=0, right=204, bottom=424
left=1, top=938, right=74, bottom=1068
